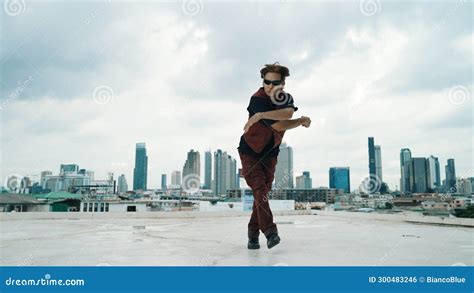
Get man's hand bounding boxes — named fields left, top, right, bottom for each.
left=244, top=112, right=263, bottom=133
left=271, top=116, right=312, bottom=132
left=299, top=116, right=311, bottom=128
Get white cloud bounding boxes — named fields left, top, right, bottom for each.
left=1, top=1, right=472, bottom=190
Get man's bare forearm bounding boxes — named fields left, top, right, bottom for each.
left=271, top=118, right=302, bottom=132
left=259, top=108, right=294, bottom=121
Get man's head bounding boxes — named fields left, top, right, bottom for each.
left=260, top=62, right=290, bottom=96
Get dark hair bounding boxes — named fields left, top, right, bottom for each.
left=260, top=62, right=290, bottom=82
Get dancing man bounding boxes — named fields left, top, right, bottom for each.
left=238, top=62, right=311, bottom=249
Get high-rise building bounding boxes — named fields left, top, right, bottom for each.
left=212, top=149, right=237, bottom=196
left=367, top=137, right=386, bottom=193
left=400, top=148, right=412, bottom=193
left=409, top=157, right=428, bottom=193
left=204, top=150, right=212, bottom=190
left=236, top=168, right=240, bottom=189
left=445, top=159, right=456, bottom=192
left=368, top=137, right=376, bottom=180
left=275, top=142, right=294, bottom=189
left=228, top=154, right=237, bottom=191
left=457, top=178, right=472, bottom=194
left=161, top=174, right=167, bottom=190
left=171, top=171, right=182, bottom=188
left=133, top=142, right=148, bottom=190
left=117, top=174, right=128, bottom=194
left=107, top=172, right=114, bottom=182
left=374, top=145, right=383, bottom=182
left=213, top=149, right=223, bottom=196
left=426, top=155, right=441, bottom=191
left=296, top=171, right=312, bottom=189
left=182, top=149, right=200, bottom=178
left=329, top=167, right=350, bottom=193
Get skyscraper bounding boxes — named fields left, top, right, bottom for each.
left=296, top=171, right=312, bottom=189
left=329, top=167, right=350, bottom=193
left=212, top=149, right=237, bottom=196
left=133, top=142, right=148, bottom=190
left=275, top=142, right=294, bottom=189
left=204, top=150, right=212, bottom=190
left=227, top=154, right=237, bottom=191
left=182, top=149, right=200, bottom=179
left=161, top=174, right=167, bottom=190
left=427, top=155, right=441, bottom=191
left=409, top=157, right=428, bottom=193
left=171, top=171, right=182, bottom=188
left=368, top=137, right=376, bottom=179
left=367, top=137, right=386, bottom=193
left=236, top=169, right=240, bottom=189
left=213, top=150, right=223, bottom=195
left=374, top=145, right=383, bottom=182
left=445, top=158, right=456, bottom=192
left=117, top=174, right=128, bottom=194
left=400, top=148, right=412, bottom=193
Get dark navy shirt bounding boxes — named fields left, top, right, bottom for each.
left=238, top=89, right=298, bottom=159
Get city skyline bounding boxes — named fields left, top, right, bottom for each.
left=4, top=139, right=469, bottom=194
left=1, top=2, right=471, bottom=191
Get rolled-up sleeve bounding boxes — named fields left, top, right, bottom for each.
left=275, top=93, right=298, bottom=112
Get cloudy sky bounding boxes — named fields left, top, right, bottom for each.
left=1, top=0, right=472, bottom=191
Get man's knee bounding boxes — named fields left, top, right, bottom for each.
left=244, top=171, right=266, bottom=187
left=253, top=189, right=271, bottom=204
left=251, top=182, right=268, bottom=194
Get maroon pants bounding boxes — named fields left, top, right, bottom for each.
left=239, top=152, right=278, bottom=239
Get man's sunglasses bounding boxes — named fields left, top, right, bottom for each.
left=263, top=79, right=282, bottom=86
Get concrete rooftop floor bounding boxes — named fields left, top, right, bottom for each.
left=1, top=212, right=473, bottom=266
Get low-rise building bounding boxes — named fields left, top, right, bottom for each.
left=269, top=188, right=345, bottom=204
left=0, top=194, right=49, bottom=212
